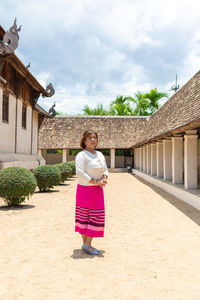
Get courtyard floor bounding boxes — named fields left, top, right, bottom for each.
left=1, top=173, right=200, bottom=300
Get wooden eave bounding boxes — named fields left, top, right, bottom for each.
left=0, top=25, right=50, bottom=97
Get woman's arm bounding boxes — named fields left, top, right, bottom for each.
left=75, top=153, right=92, bottom=184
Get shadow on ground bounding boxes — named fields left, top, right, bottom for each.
left=34, top=190, right=60, bottom=193
left=0, top=204, right=35, bottom=211
left=132, top=174, right=200, bottom=227
left=71, top=249, right=105, bottom=259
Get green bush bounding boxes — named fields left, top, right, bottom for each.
left=55, top=163, right=71, bottom=183
left=64, top=161, right=75, bottom=175
left=0, top=167, right=37, bottom=206
left=33, top=165, right=61, bottom=192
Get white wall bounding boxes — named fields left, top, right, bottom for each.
left=16, top=100, right=32, bottom=154
left=32, top=110, right=38, bottom=155
left=0, top=90, right=16, bottom=152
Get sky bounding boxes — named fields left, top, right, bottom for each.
left=1, top=0, right=200, bottom=115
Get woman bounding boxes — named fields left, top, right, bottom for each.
left=75, top=130, right=108, bottom=255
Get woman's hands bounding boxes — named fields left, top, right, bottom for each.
left=97, top=178, right=107, bottom=187
left=88, top=175, right=108, bottom=187
left=97, top=174, right=108, bottom=187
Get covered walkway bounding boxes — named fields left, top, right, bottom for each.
left=1, top=173, right=200, bottom=299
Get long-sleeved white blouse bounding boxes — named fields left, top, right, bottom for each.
left=75, top=150, right=109, bottom=186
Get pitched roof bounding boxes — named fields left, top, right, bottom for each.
left=131, top=70, right=200, bottom=146
left=38, top=116, right=148, bottom=149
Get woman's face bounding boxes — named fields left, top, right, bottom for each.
left=85, top=133, right=98, bottom=149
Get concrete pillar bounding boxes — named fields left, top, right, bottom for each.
left=136, top=148, right=139, bottom=169
left=151, top=143, right=157, bottom=176
left=139, top=147, right=143, bottom=171
left=163, top=139, right=172, bottom=181
left=184, top=130, right=198, bottom=189
left=142, top=146, right=146, bottom=172
left=62, top=149, right=67, bottom=162
left=134, top=148, right=138, bottom=169
left=156, top=141, right=163, bottom=178
left=110, top=148, right=115, bottom=168
left=147, top=144, right=151, bottom=174
left=38, top=149, right=42, bottom=156
left=145, top=145, right=148, bottom=172
left=62, top=149, right=69, bottom=162
left=172, top=135, right=183, bottom=184
left=43, top=149, right=47, bottom=160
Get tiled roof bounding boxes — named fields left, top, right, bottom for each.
left=132, top=70, right=200, bottom=146
left=39, top=70, right=200, bottom=149
left=38, top=116, right=148, bottom=149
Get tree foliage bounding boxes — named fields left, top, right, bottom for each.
left=81, top=88, right=168, bottom=116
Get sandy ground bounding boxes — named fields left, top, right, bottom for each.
left=1, top=173, right=200, bottom=300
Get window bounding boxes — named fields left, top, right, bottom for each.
left=22, top=103, right=27, bottom=129
left=2, top=92, right=9, bottom=123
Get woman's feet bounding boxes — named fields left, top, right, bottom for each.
left=82, top=244, right=100, bottom=255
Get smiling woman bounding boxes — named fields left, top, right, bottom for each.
left=75, top=130, right=108, bottom=255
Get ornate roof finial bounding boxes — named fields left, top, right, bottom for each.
left=48, top=102, right=56, bottom=118
left=0, top=18, right=22, bottom=55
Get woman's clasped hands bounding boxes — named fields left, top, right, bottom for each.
left=96, top=176, right=108, bottom=187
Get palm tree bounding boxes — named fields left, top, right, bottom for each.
left=143, top=88, right=168, bottom=114
left=126, top=92, right=150, bottom=116
left=83, top=104, right=109, bottom=115
left=109, top=95, right=133, bottom=115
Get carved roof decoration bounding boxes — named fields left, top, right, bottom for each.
left=0, top=22, right=55, bottom=98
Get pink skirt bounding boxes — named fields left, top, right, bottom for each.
left=75, top=184, right=105, bottom=237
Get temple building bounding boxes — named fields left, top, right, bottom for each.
left=38, top=70, right=200, bottom=209
left=0, top=21, right=54, bottom=170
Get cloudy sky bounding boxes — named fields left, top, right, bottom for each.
left=1, top=0, right=200, bottom=114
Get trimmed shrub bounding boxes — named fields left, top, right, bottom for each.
left=55, top=163, right=71, bottom=183
left=33, top=165, right=61, bottom=192
left=0, top=167, right=37, bottom=206
left=64, top=161, right=75, bottom=175
left=62, top=162, right=73, bottom=177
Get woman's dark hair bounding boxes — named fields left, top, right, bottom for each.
left=80, top=130, right=98, bottom=149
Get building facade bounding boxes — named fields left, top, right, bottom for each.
left=0, top=22, right=54, bottom=170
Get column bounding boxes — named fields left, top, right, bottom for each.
left=184, top=130, right=198, bottom=189
left=43, top=149, right=47, bottom=160
left=145, top=145, right=148, bottom=172
left=143, top=146, right=146, bottom=172
left=110, top=148, right=115, bottom=168
left=163, top=138, right=172, bottom=180
left=139, top=147, right=143, bottom=171
left=62, top=149, right=67, bottom=162
left=172, top=135, right=183, bottom=184
left=134, top=148, right=137, bottom=169
left=147, top=144, right=151, bottom=174
left=151, top=142, right=157, bottom=176
left=156, top=140, right=163, bottom=178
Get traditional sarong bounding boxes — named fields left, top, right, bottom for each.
left=75, top=184, right=105, bottom=237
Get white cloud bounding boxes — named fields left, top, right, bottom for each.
left=2, top=0, right=200, bottom=114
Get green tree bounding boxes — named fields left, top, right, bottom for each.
left=143, top=88, right=168, bottom=114
left=126, top=92, right=150, bottom=116
left=109, top=95, right=133, bottom=116
left=127, top=89, right=168, bottom=116
left=83, top=104, right=109, bottom=115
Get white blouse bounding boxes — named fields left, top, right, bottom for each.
left=75, top=150, right=109, bottom=186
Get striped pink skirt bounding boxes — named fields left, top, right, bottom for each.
left=75, top=184, right=105, bottom=237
